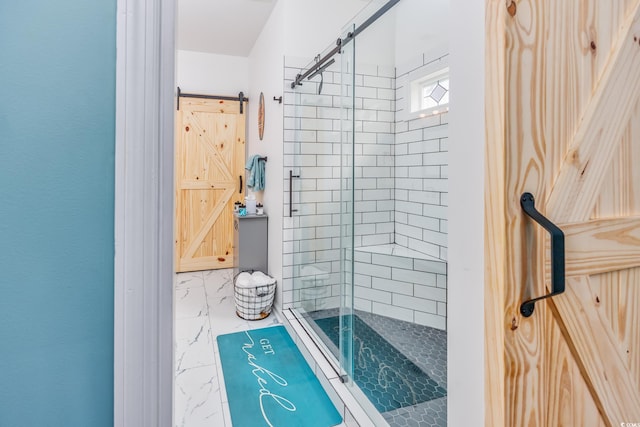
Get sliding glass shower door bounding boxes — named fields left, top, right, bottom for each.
left=338, top=24, right=356, bottom=383
left=286, top=26, right=355, bottom=376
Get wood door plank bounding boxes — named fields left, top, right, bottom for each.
left=179, top=112, right=213, bottom=182
left=179, top=256, right=234, bottom=271
left=179, top=180, right=232, bottom=190
left=593, top=99, right=640, bottom=219
left=179, top=98, right=242, bottom=114
left=552, top=276, right=640, bottom=425
left=175, top=109, right=184, bottom=270
left=213, top=113, right=237, bottom=173
left=547, top=3, right=640, bottom=223
left=484, top=0, right=508, bottom=425
left=545, top=315, right=607, bottom=427
left=558, top=216, right=640, bottom=276
left=591, top=269, right=640, bottom=391
left=500, top=0, right=553, bottom=425
left=181, top=187, right=234, bottom=261
left=187, top=112, right=234, bottom=181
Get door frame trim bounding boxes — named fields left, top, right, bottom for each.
left=114, top=0, right=175, bottom=425
left=448, top=0, right=487, bottom=425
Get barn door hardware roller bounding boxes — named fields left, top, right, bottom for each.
left=176, top=87, right=248, bottom=112
left=519, top=192, right=565, bottom=317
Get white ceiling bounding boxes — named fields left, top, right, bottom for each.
left=177, top=0, right=277, bottom=57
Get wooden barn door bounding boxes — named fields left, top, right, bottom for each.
left=486, top=1, right=640, bottom=426
left=175, top=97, right=246, bottom=272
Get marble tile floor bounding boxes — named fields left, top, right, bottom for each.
left=174, top=269, right=280, bottom=427
left=174, top=269, right=357, bottom=427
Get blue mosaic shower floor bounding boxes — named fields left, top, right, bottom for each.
left=314, top=314, right=447, bottom=413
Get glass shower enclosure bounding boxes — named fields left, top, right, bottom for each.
left=283, top=1, right=449, bottom=425
left=284, top=23, right=357, bottom=380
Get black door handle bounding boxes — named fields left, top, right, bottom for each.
left=289, top=170, right=300, bottom=217
left=239, top=175, right=243, bottom=194
left=520, top=192, right=565, bottom=317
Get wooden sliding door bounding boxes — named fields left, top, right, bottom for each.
left=486, top=1, right=640, bottom=425
left=175, top=97, right=246, bottom=272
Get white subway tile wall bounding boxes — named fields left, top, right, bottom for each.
left=353, top=246, right=447, bottom=330
left=282, top=52, right=448, bottom=330
left=395, top=53, right=449, bottom=261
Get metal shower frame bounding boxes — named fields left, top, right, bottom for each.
left=290, top=0, right=401, bottom=89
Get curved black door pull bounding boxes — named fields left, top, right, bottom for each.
left=520, top=192, right=565, bottom=317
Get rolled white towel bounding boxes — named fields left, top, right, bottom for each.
left=235, top=272, right=254, bottom=288
left=251, top=271, right=276, bottom=285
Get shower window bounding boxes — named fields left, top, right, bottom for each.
left=404, top=60, right=450, bottom=120
left=420, top=73, right=449, bottom=110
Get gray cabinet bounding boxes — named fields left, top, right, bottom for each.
left=233, top=214, right=268, bottom=276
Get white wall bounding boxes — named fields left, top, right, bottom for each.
left=352, top=7, right=396, bottom=68
left=339, top=0, right=449, bottom=72
left=176, top=50, right=249, bottom=95
left=394, top=0, right=449, bottom=68
left=247, top=0, right=286, bottom=304
left=282, top=0, right=369, bottom=58
left=448, top=0, right=485, bottom=424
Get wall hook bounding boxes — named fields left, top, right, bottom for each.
left=273, top=96, right=282, bottom=104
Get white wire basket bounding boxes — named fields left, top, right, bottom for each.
left=233, top=271, right=276, bottom=320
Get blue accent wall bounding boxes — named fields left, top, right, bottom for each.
left=0, top=1, right=116, bottom=425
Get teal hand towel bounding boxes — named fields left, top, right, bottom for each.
left=245, top=154, right=265, bottom=191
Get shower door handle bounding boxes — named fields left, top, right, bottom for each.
left=289, top=170, right=300, bottom=217
left=519, top=192, right=565, bottom=317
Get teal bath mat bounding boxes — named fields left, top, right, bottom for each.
left=217, top=326, right=343, bottom=427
